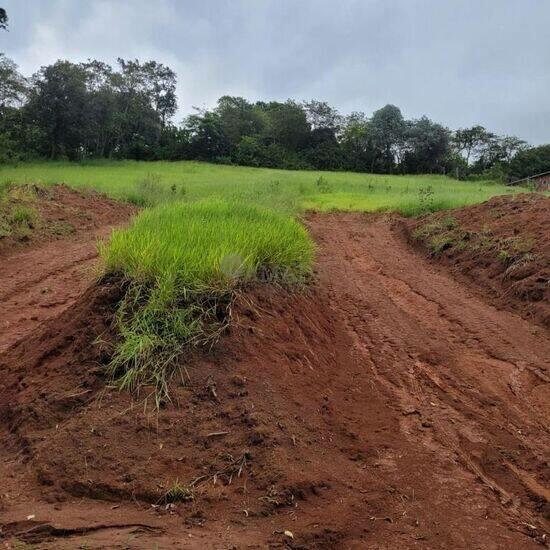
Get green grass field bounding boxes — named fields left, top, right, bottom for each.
left=0, top=160, right=526, bottom=400
left=0, top=160, right=521, bottom=216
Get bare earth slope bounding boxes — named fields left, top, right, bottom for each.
left=405, top=193, right=549, bottom=327
left=0, top=186, right=136, bottom=353
left=0, top=211, right=548, bottom=548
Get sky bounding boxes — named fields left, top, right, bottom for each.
left=1, top=0, right=549, bottom=144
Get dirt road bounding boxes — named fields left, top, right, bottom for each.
left=306, top=213, right=549, bottom=547
left=0, top=212, right=548, bottom=548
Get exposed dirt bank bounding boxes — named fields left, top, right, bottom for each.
left=0, top=212, right=548, bottom=548
left=0, top=185, right=136, bottom=353
left=405, top=193, right=549, bottom=327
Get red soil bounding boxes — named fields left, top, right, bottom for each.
left=405, top=193, right=550, bottom=327
left=0, top=185, right=136, bottom=353
left=0, top=208, right=549, bottom=549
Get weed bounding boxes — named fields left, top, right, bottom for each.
left=429, top=234, right=454, bottom=254
left=418, top=185, right=434, bottom=212
left=10, top=205, right=39, bottom=227
left=315, top=176, right=331, bottom=194
left=51, top=220, right=76, bottom=236
left=0, top=215, right=10, bottom=238
left=269, top=180, right=281, bottom=193
left=412, top=216, right=456, bottom=241
left=497, top=249, right=511, bottom=263
left=164, top=480, right=195, bottom=503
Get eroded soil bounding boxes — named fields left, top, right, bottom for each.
left=0, top=207, right=548, bottom=549
left=406, top=193, right=549, bottom=327
left=0, top=185, right=136, bottom=353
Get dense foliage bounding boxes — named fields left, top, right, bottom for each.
left=0, top=53, right=546, bottom=180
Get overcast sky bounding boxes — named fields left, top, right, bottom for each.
left=2, top=0, right=549, bottom=144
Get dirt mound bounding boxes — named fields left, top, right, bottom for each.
left=0, top=183, right=137, bottom=257
left=0, top=184, right=137, bottom=354
left=405, top=193, right=550, bottom=327
left=1, top=281, right=378, bottom=547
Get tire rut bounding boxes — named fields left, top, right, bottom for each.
left=308, top=212, right=550, bottom=544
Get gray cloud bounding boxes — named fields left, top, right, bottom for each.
left=2, top=0, right=549, bottom=143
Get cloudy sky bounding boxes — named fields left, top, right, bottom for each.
left=2, top=0, right=549, bottom=144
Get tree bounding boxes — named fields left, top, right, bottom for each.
left=0, top=8, right=8, bottom=30
left=184, top=109, right=228, bottom=160
left=216, top=95, right=265, bottom=153
left=498, top=136, right=528, bottom=164
left=370, top=104, right=406, bottom=172
left=0, top=54, right=27, bottom=112
left=302, top=100, right=342, bottom=132
left=453, top=126, right=495, bottom=165
left=401, top=117, right=451, bottom=174
left=26, top=61, right=90, bottom=158
left=340, top=112, right=375, bottom=171
left=142, top=61, right=177, bottom=126
left=508, top=144, right=550, bottom=181
left=261, top=100, right=311, bottom=151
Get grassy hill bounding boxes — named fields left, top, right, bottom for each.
left=0, top=160, right=520, bottom=216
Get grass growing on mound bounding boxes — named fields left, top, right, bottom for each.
left=100, top=200, right=313, bottom=402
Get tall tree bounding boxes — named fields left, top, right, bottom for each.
left=453, top=126, right=494, bottom=165
left=302, top=100, right=342, bottom=132
left=370, top=104, right=406, bottom=172
left=216, top=95, right=265, bottom=153
left=402, top=117, right=451, bottom=173
left=508, top=144, right=550, bottom=180
left=340, top=112, right=375, bottom=171
left=26, top=61, right=89, bottom=158
left=262, top=100, right=310, bottom=151
left=0, top=54, right=27, bottom=112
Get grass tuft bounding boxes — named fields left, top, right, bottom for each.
left=164, top=480, right=195, bottom=503
left=101, top=199, right=313, bottom=402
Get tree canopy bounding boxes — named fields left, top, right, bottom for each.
left=0, top=53, right=545, bottom=180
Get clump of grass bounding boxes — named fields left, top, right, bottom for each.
left=0, top=202, right=40, bottom=241
left=413, top=216, right=461, bottom=255
left=412, top=215, right=456, bottom=241
left=101, top=199, right=314, bottom=402
left=10, top=204, right=39, bottom=227
left=315, top=176, right=331, bottom=194
left=429, top=234, right=455, bottom=254
left=126, top=173, right=186, bottom=207
left=164, top=480, right=195, bottom=503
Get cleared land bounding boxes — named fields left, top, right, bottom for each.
left=0, top=164, right=548, bottom=548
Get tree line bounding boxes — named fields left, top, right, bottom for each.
left=0, top=53, right=548, bottom=181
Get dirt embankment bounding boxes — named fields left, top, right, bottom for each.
left=0, top=184, right=136, bottom=256
left=0, top=185, right=136, bottom=353
left=1, top=210, right=549, bottom=548
left=405, top=193, right=550, bottom=327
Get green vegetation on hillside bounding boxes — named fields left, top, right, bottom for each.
left=0, top=160, right=521, bottom=216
